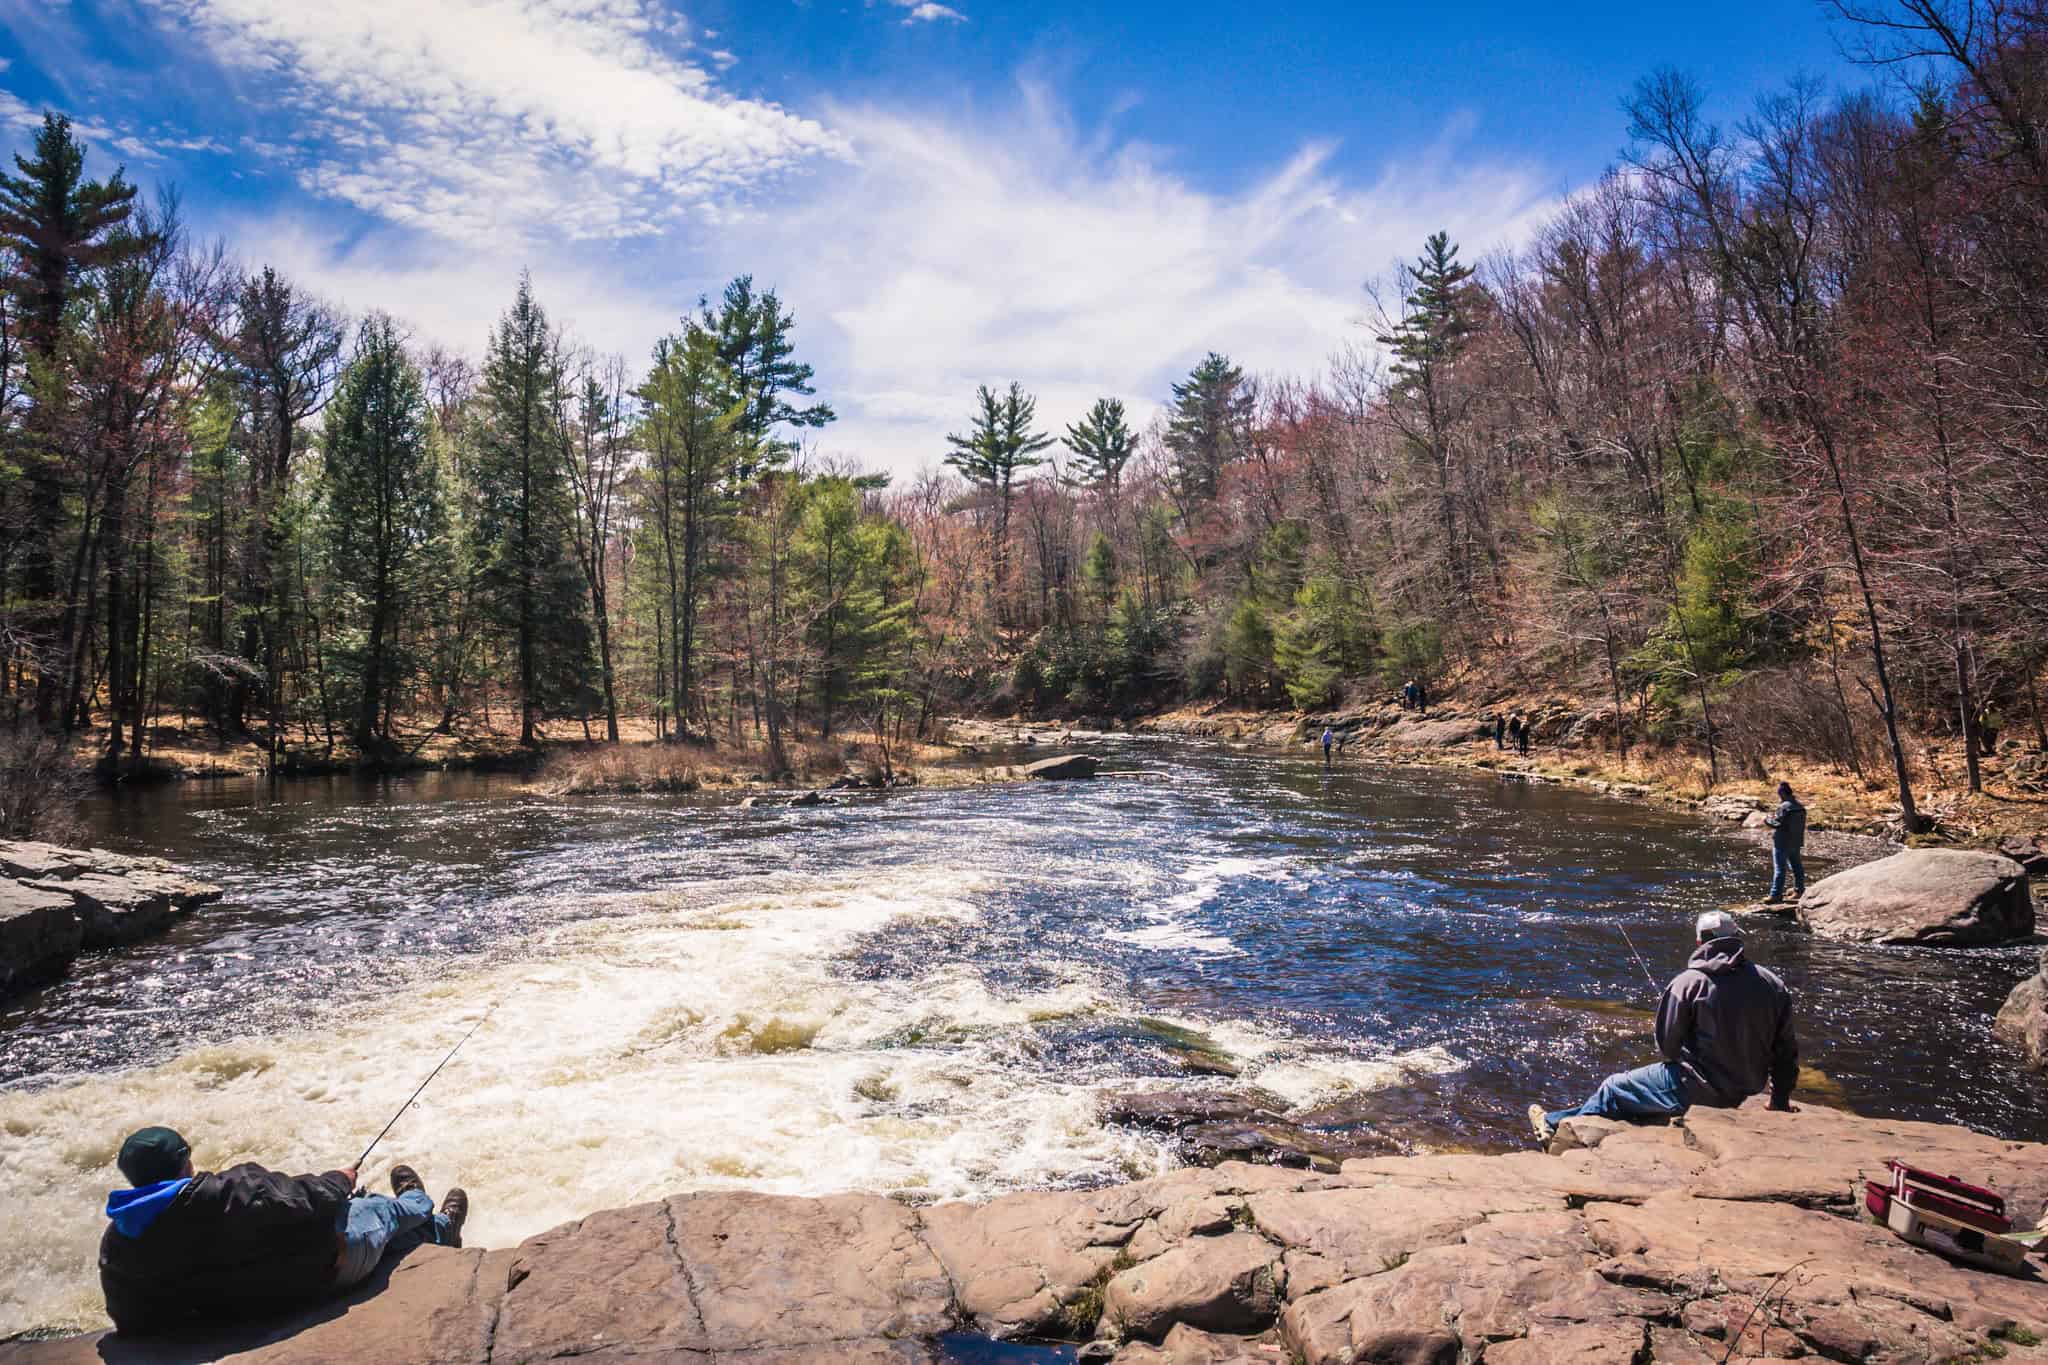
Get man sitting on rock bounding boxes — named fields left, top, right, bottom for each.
left=99, top=1125, right=469, bottom=1335
left=1530, top=911, right=1797, bottom=1142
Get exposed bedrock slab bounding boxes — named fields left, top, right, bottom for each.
left=13, top=1102, right=2048, bottom=1363
left=0, top=839, right=222, bottom=998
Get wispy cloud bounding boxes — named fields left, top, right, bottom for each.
left=748, top=91, right=1558, bottom=472
left=140, top=0, right=848, bottom=245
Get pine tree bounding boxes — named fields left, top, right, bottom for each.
left=637, top=323, right=739, bottom=735
left=1163, top=353, right=1251, bottom=508
left=322, top=314, right=443, bottom=753
left=702, top=275, right=833, bottom=480
left=0, top=112, right=155, bottom=727
left=1062, top=396, right=1136, bottom=493
left=471, top=274, right=593, bottom=744
left=1376, top=231, right=1479, bottom=593
left=945, top=381, right=1053, bottom=624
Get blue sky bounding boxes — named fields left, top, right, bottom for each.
left=0, top=0, right=1863, bottom=472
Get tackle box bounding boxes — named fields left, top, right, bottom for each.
left=1863, top=1160, right=2028, bottom=1274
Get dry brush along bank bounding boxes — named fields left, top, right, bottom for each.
left=10, top=1101, right=2048, bottom=1363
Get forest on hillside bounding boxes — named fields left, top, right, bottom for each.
left=3, top=1, right=2047, bottom=832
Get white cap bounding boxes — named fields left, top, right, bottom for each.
left=1696, top=910, right=1742, bottom=940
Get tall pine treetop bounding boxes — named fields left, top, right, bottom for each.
left=1062, top=396, right=1135, bottom=493
left=0, top=112, right=152, bottom=355
left=944, top=381, right=1054, bottom=493
left=702, top=275, right=833, bottom=476
left=1377, top=231, right=1479, bottom=389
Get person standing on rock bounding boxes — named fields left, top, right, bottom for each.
left=1764, top=781, right=1808, bottom=905
left=1529, top=911, right=1798, bottom=1143
left=98, top=1125, right=469, bottom=1335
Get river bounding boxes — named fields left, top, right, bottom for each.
left=1, top=736, right=2040, bottom=1334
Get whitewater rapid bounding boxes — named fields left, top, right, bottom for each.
left=0, top=856, right=1455, bottom=1336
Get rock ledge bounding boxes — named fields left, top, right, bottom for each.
left=10, top=1100, right=2048, bottom=1363
left=0, top=839, right=222, bottom=997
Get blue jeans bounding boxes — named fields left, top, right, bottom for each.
left=333, top=1189, right=448, bottom=1289
left=1770, top=844, right=1806, bottom=900
left=1545, top=1061, right=1689, bottom=1129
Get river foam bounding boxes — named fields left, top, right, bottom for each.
left=0, top=858, right=1451, bottom=1335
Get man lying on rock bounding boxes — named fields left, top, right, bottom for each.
left=1530, top=910, right=1797, bottom=1142
left=98, top=1125, right=469, bottom=1335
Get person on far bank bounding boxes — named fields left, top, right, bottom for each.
left=1764, top=781, right=1807, bottom=904
left=1320, top=727, right=1334, bottom=765
left=1494, top=714, right=1506, bottom=750
left=1528, top=910, right=1797, bottom=1143
left=1517, top=715, right=1530, bottom=755
left=99, top=1126, right=469, bottom=1335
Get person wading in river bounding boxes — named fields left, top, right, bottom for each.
left=1528, top=911, right=1797, bottom=1143
left=1763, top=781, right=1807, bottom=904
left=98, top=1126, right=469, bottom=1335
left=1321, top=727, right=1334, bottom=765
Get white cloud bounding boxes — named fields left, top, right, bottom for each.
left=732, top=92, right=1558, bottom=474
left=893, top=2, right=967, bottom=23
left=142, top=0, right=848, bottom=246
left=204, top=84, right=1559, bottom=482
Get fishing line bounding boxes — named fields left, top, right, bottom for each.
left=354, top=1004, right=495, bottom=1171
left=1616, top=923, right=1660, bottom=994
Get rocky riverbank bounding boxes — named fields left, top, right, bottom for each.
left=7, top=1100, right=2048, bottom=1363
left=0, top=841, right=221, bottom=998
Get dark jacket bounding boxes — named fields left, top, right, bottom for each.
left=100, top=1162, right=353, bottom=1334
left=1767, top=798, right=1806, bottom=850
left=1656, top=936, right=1798, bottom=1108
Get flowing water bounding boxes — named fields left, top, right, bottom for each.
left=2, top=737, right=2041, bottom=1334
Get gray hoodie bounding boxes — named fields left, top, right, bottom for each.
left=1655, top=936, right=1798, bottom=1108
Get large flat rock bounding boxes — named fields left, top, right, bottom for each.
left=13, top=1102, right=2048, bottom=1363
left=0, top=839, right=222, bottom=999
left=1796, top=847, right=2033, bottom=945
left=0, top=880, right=83, bottom=996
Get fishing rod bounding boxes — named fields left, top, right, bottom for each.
left=1616, top=923, right=1660, bottom=994
left=354, top=1006, right=494, bottom=1172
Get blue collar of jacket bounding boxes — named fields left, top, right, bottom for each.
left=105, top=1177, right=191, bottom=1239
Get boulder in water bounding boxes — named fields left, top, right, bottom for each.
left=1997, top=948, right=2048, bottom=1070
left=1099, top=1089, right=1288, bottom=1134
left=1795, top=847, right=2033, bottom=945
left=1025, top=753, right=1101, bottom=780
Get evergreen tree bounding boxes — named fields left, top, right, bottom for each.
left=1163, top=353, right=1251, bottom=509
left=322, top=315, right=443, bottom=753
left=1376, top=231, right=1479, bottom=593
left=795, top=475, right=915, bottom=740
left=471, top=275, right=592, bottom=744
left=637, top=323, right=739, bottom=735
left=0, top=113, right=148, bottom=357
left=944, top=381, right=1053, bottom=624
left=0, top=112, right=154, bottom=727
left=702, top=275, right=833, bottom=480
left=1062, top=396, right=1136, bottom=493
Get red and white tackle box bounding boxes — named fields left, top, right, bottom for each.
left=1863, top=1159, right=2028, bottom=1274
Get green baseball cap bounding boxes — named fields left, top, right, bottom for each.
left=117, top=1126, right=191, bottom=1186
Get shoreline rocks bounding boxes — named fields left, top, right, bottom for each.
left=0, top=840, right=221, bottom=998
left=12, top=1100, right=2048, bottom=1363
left=1797, top=847, right=2034, bottom=945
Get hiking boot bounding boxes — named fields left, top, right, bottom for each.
left=439, top=1188, right=468, bottom=1248
left=389, top=1165, right=425, bottom=1199
left=1527, top=1104, right=1555, bottom=1146
left=1760, top=895, right=1784, bottom=906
